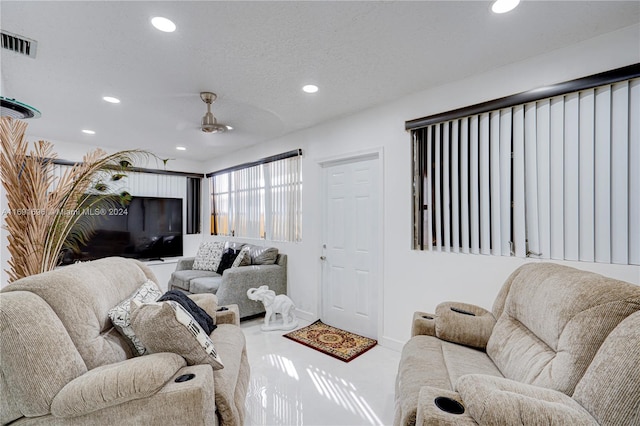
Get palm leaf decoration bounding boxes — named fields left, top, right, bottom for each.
left=1, top=116, right=149, bottom=282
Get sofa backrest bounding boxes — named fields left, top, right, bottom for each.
left=0, top=291, right=88, bottom=424
left=486, top=263, right=640, bottom=396
left=2, top=257, right=158, bottom=370
left=572, top=310, right=640, bottom=425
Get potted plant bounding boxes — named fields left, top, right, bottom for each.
left=0, top=116, right=149, bottom=282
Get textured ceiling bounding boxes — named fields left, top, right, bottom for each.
left=1, top=1, right=639, bottom=161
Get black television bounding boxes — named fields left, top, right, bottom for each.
left=61, top=195, right=183, bottom=264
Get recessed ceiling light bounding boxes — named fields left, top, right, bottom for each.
left=491, top=0, right=520, bottom=14
left=176, top=146, right=186, bottom=151
left=151, top=17, right=176, bottom=33
left=225, top=125, right=234, bottom=130
left=82, top=129, right=96, bottom=135
left=302, top=84, right=319, bottom=94
left=102, top=96, right=120, bottom=104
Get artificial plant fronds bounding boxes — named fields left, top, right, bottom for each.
left=1, top=116, right=149, bottom=282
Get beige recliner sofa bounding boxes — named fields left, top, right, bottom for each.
left=395, top=262, right=640, bottom=425
left=0, top=257, right=250, bottom=425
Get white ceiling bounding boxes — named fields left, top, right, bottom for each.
left=1, top=1, right=639, bottom=162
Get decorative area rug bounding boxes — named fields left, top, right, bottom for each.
left=284, top=320, right=377, bottom=362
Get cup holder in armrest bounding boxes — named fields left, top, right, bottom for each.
left=174, top=373, right=195, bottom=383
left=422, top=315, right=434, bottom=320
left=434, top=396, right=465, bottom=414
left=450, top=307, right=476, bottom=316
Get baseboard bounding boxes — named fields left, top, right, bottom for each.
left=379, top=335, right=405, bottom=352
left=294, top=308, right=317, bottom=322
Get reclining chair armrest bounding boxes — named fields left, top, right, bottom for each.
left=456, top=375, right=599, bottom=425
left=215, top=304, right=240, bottom=325
left=411, top=311, right=437, bottom=337
left=434, top=302, right=496, bottom=350
left=51, top=353, right=186, bottom=418
left=187, top=293, right=238, bottom=325
left=175, top=257, right=195, bottom=271
left=53, top=362, right=216, bottom=424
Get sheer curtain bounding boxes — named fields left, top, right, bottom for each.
left=266, top=154, right=302, bottom=242
left=209, top=150, right=302, bottom=242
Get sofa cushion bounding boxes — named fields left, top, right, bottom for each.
left=193, top=241, right=225, bottom=271
left=51, top=353, right=186, bottom=418
left=232, top=246, right=251, bottom=267
left=217, top=248, right=239, bottom=274
left=395, top=335, right=502, bottom=426
left=191, top=276, right=223, bottom=294
left=249, top=245, right=279, bottom=265
left=130, top=300, right=224, bottom=370
left=573, top=310, right=640, bottom=426
left=108, top=280, right=163, bottom=355
left=486, top=263, right=640, bottom=396
left=171, top=269, right=219, bottom=291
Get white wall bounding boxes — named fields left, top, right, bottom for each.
left=203, top=24, right=640, bottom=350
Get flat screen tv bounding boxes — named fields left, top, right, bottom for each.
left=61, top=195, right=183, bottom=264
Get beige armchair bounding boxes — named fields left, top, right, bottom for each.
left=395, top=263, right=640, bottom=425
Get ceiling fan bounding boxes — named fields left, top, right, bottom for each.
left=200, top=92, right=231, bottom=133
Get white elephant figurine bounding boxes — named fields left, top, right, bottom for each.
left=247, top=285, right=298, bottom=331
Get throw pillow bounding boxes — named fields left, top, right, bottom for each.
left=216, top=248, right=239, bottom=275
left=108, top=280, right=162, bottom=356
left=249, top=246, right=279, bottom=265
left=193, top=241, right=225, bottom=272
left=130, top=300, right=224, bottom=370
left=157, top=290, right=216, bottom=335
left=231, top=245, right=251, bottom=268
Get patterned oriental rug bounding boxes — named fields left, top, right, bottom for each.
left=284, top=320, right=377, bottom=362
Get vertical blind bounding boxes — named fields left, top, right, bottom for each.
left=209, top=150, right=302, bottom=242
left=53, top=165, right=198, bottom=234
left=412, top=76, right=639, bottom=265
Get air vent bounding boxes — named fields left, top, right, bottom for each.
left=1, top=30, right=37, bottom=58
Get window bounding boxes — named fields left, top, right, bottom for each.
left=208, top=150, right=302, bottom=242
left=409, top=65, right=639, bottom=265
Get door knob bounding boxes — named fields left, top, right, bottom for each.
left=320, top=256, right=326, bottom=260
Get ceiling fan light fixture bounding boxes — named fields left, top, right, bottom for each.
left=0, top=96, right=41, bottom=119
left=200, top=91, right=230, bottom=133
left=201, top=112, right=227, bottom=133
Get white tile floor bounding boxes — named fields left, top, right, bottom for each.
left=241, top=317, right=401, bottom=426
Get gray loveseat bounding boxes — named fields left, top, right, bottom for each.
left=395, top=262, right=640, bottom=425
left=169, top=242, right=287, bottom=319
left=0, top=257, right=250, bottom=426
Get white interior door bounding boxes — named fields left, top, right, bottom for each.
left=321, top=156, right=379, bottom=339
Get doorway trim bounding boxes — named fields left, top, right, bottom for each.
left=316, top=147, right=384, bottom=338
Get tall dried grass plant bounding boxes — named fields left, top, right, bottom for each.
left=1, top=117, right=148, bottom=282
